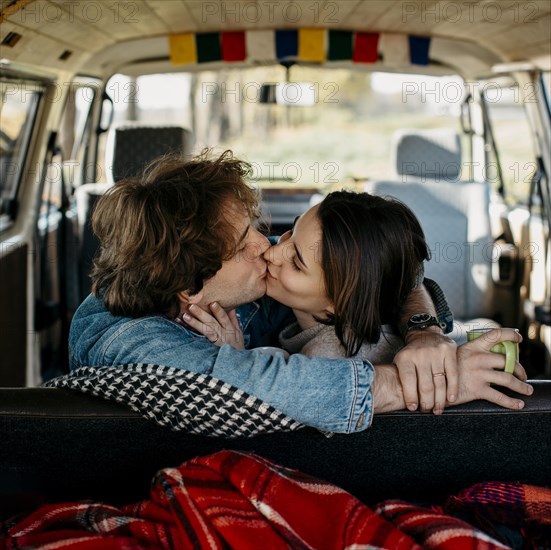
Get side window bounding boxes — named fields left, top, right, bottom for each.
left=96, top=73, right=190, bottom=181
left=483, top=83, right=537, bottom=202
left=542, top=72, right=551, bottom=115
left=0, top=80, right=41, bottom=230
left=40, top=81, right=98, bottom=215
left=58, top=82, right=98, bottom=189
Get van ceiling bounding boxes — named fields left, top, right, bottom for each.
left=1, top=0, right=550, bottom=78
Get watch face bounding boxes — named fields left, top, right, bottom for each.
left=411, top=313, right=432, bottom=324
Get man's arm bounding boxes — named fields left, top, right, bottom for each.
left=397, top=282, right=440, bottom=328
left=71, top=300, right=372, bottom=434
left=71, top=296, right=531, bottom=435
left=372, top=365, right=406, bottom=413
left=393, top=282, right=458, bottom=415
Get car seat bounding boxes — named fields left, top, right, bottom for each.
left=365, top=129, right=498, bottom=343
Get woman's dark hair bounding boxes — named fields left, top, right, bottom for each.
left=317, top=191, right=430, bottom=356
left=91, top=149, right=259, bottom=317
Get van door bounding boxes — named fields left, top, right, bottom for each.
left=0, top=75, right=44, bottom=386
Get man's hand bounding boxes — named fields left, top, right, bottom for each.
left=454, top=328, right=533, bottom=408
left=182, top=303, right=245, bottom=349
left=393, top=327, right=458, bottom=415
left=373, top=328, right=533, bottom=415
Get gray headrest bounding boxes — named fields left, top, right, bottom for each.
left=393, top=129, right=462, bottom=181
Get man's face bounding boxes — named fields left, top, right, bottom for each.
left=195, top=201, right=270, bottom=310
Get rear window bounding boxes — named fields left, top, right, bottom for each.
left=104, top=67, right=467, bottom=188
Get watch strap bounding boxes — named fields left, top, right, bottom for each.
left=400, top=313, right=443, bottom=337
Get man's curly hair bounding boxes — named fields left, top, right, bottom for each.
left=91, top=149, right=260, bottom=318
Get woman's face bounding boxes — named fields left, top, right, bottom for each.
left=264, top=204, right=334, bottom=318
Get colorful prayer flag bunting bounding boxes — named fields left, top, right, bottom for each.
left=353, top=32, right=379, bottom=63
left=275, top=29, right=298, bottom=61
left=222, top=31, right=246, bottom=62
left=196, top=32, right=222, bottom=63
left=246, top=30, right=276, bottom=62
left=168, top=33, right=197, bottom=65
left=298, top=28, right=325, bottom=62
left=409, top=35, right=431, bottom=65
left=168, top=29, right=431, bottom=68
left=380, top=33, right=410, bottom=65
left=327, top=30, right=353, bottom=61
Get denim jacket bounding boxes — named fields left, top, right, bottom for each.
left=69, top=278, right=452, bottom=434
left=69, top=294, right=375, bottom=433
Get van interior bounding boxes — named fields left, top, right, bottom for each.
left=1, top=0, right=550, bottom=526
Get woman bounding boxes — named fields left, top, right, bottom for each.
left=264, top=191, right=426, bottom=362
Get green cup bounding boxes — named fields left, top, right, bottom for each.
left=466, top=328, right=519, bottom=374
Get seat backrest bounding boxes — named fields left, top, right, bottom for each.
left=74, top=183, right=113, bottom=302
left=1, top=382, right=550, bottom=519
left=392, top=128, right=462, bottom=182
left=105, top=124, right=193, bottom=183
left=365, top=180, right=494, bottom=319
left=366, top=129, right=494, bottom=320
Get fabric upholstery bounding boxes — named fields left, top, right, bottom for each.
left=105, top=124, right=193, bottom=183
left=393, top=129, right=462, bottom=181
left=74, top=183, right=112, bottom=302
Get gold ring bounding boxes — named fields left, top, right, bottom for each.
left=432, top=372, right=446, bottom=377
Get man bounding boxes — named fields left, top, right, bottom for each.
left=70, top=151, right=532, bottom=433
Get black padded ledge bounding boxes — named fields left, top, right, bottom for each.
left=1, top=381, right=550, bottom=520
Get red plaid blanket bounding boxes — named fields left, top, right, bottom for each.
left=2, top=451, right=548, bottom=549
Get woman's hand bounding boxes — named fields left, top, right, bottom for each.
left=392, top=328, right=458, bottom=415
left=454, top=328, right=533, bottom=408
left=182, top=303, right=245, bottom=349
